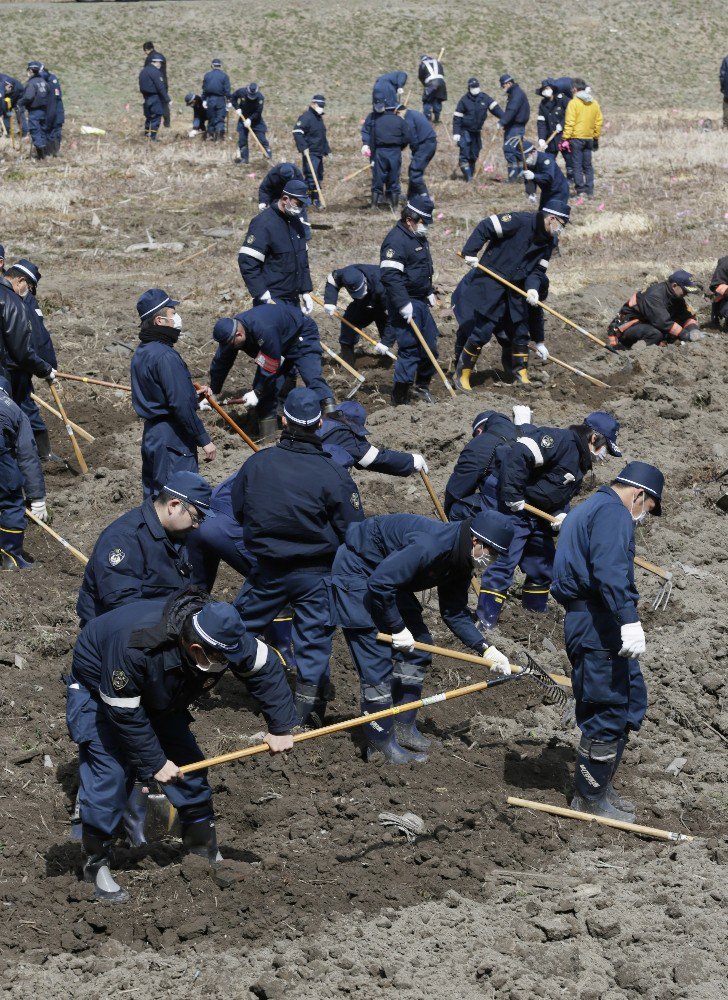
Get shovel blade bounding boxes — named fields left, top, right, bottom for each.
left=345, top=379, right=364, bottom=399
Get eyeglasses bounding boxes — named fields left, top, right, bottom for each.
left=180, top=501, right=204, bottom=527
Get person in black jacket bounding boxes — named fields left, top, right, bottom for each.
left=452, top=77, right=502, bottom=181
left=138, top=56, right=169, bottom=140
left=18, top=61, right=49, bottom=158
left=497, top=73, right=530, bottom=181
left=322, top=264, right=392, bottom=367
left=709, top=255, right=728, bottom=329
left=292, top=95, right=330, bottom=207
left=418, top=55, right=447, bottom=122
left=607, top=270, right=704, bottom=349
left=0, top=269, right=54, bottom=385
left=369, top=105, right=412, bottom=208
left=231, top=82, right=271, bottom=162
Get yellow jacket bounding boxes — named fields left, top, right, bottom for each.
left=563, top=95, right=603, bottom=140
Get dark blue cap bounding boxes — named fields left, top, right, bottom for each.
left=283, top=387, right=321, bottom=427
left=278, top=162, right=296, bottom=180
left=334, top=400, right=367, bottom=428
left=211, top=58, right=222, bottom=68
left=9, top=258, right=41, bottom=287
left=468, top=77, right=480, bottom=89
left=536, top=79, right=554, bottom=95
left=213, top=317, right=238, bottom=345
left=0, top=245, right=5, bottom=260
left=405, top=194, right=434, bottom=222
left=584, top=411, right=621, bottom=456
left=27, top=60, right=42, bottom=72
left=191, top=602, right=241, bottom=656
left=282, top=178, right=312, bottom=205
left=246, top=82, right=259, bottom=97
left=499, top=73, right=514, bottom=87
left=521, top=140, right=535, bottom=155
left=472, top=410, right=498, bottom=434
left=312, top=94, right=326, bottom=106
left=162, top=471, right=215, bottom=517
left=137, top=288, right=179, bottom=321
left=340, top=266, right=367, bottom=299
left=615, top=462, right=664, bottom=515
left=184, top=92, right=197, bottom=105
left=471, top=511, right=515, bottom=554
left=668, top=269, right=699, bottom=293
left=542, top=200, right=571, bottom=223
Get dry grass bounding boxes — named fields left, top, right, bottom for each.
left=0, top=182, right=83, bottom=213
left=571, top=211, right=653, bottom=238
left=600, top=127, right=728, bottom=172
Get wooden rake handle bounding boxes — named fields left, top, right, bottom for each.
left=49, top=382, right=88, bottom=474
left=303, top=148, right=326, bottom=208
left=408, top=318, right=456, bottom=399
left=311, top=294, right=395, bottom=358
left=507, top=797, right=694, bottom=842
left=26, top=509, right=89, bottom=565
left=194, top=383, right=259, bottom=453
left=321, top=342, right=366, bottom=382
left=30, top=393, right=95, bottom=443
left=54, top=371, right=131, bottom=391
left=528, top=346, right=609, bottom=389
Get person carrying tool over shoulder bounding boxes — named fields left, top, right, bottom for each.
left=551, top=461, right=665, bottom=823
left=606, top=270, right=704, bottom=349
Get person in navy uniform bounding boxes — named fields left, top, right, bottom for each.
left=473, top=412, right=621, bottom=630
left=452, top=77, right=502, bottom=182
left=208, top=302, right=335, bottom=439
left=535, top=77, right=573, bottom=179
left=317, top=400, right=428, bottom=477
left=130, top=288, right=216, bottom=497
left=201, top=58, right=231, bottom=141
left=0, top=375, right=48, bottom=571
left=39, top=64, right=64, bottom=156
left=65, top=593, right=296, bottom=902
left=444, top=410, right=520, bottom=520
left=418, top=54, right=447, bottom=122
left=372, top=71, right=407, bottom=111
left=184, top=92, right=208, bottom=137
left=452, top=201, right=569, bottom=389
left=76, top=471, right=213, bottom=626
left=232, top=388, right=364, bottom=728
left=709, top=255, right=728, bottom=330
left=368, top=104, right=412, bottom=208
left=551, top=462, right=665, bottom=822
left=331, top=511, right=513, bottom=763
left=497, top=73, right=530, bottom=181
left=399, top=105, right=437, bottom=198
left=231, top=82, right=271, bottom=162
left=379, top=194, right=441, bottom=406
left=0, top=258, right=55, bottom=387
left=322, top=264, right=392, bottom=368
left=18, top=60, right=49, bottom=159
left=520, top=140, right=570, bottom=208
left=256, top=162, right=311, bottom=240
left=138, top=54, right=169, bottom=141
left=292, top=95, right=330, bottom=207
left=143, top=40, right=168, bottom=90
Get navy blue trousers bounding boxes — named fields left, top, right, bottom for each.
left=143, top=98, right=164, bottom=139
left=237, top=119, right=270, bottom=160
left=27, top=108, right=47, bottom=150
left=206, top=97, right=227, bottom=135
left=458, top=131, right=482, bottom=178
left=386, top=299, right=439, bottom=386
left=141, top=420, right=199, bottom=498
left=0, top=449, right=26, bottom=533
left=338, top=301, right=389, bottom=348
left=407, top=138, right=436, bottom=196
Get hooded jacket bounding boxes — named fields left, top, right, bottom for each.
left=563, top=90, right=603, bottom=140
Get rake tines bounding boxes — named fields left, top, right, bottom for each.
left=652, top=576, right=673, bottom=611
left=516, top=651, right=571, bottom=709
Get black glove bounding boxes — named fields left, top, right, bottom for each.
left=593, top=138, right=599, bottom=151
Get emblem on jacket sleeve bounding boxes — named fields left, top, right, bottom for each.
left=108, top=548, right=125, bottom=567
left=540, top=435, right=554, bottom=449
left=351, top=492, right=361, bottom=509
left=385, top=248, right=394, bottom=258
left=112, top=670, right=129, bottom=691
left=246, top=234, right=255, bottom=245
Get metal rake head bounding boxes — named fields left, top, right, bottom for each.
left=652, top=576, right=673, bottom=612
left=514, top=650, right=571, bottom=709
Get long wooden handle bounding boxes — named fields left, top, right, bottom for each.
left=420, top=471, right=447, bottom=522
left=522, top=503, right=671, bottom=581
left=176, top=243, right=217, bottom=267
left=507, top=797, right=694, bottom=842
left=321, top=342, right=366, bottom=382
left=303, top=148, right=326, bottom=208
left=342, top=162, right=373, bottom=183
left=311, top=294, right=395, bottom=358
left=26, top=509, right=89, bottom=565
left=456, top=253, right=608, bottom=349
left=238, top=114, right=268, bottom=157
left=194, top=383, right=259, bottom=453
left=55, top=371, right=131, bottom=391
left=529, top=346, right=609, bottom=389
left=545, top=127, right=560, bottom=146
left=30, top=393, right=95, bottom=443
left=408, top=318, right=457, bottom=399
left=49, top=382, right=89, bottom=474
left=180, top=672, right=517, bottom=775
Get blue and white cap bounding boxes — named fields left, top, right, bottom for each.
left=471, top=511, right=515, bottom=554
left=283, top=387, right=322, bottom=427
left=191, top=603, right=242, bottom=655
left=137, top=288, right=179, bottom=321
left=615, top=462, right=664, bottom=516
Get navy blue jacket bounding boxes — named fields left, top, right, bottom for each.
left=24, top=291, right=57, bottom=368
left=530, top=151, right=569, bottom=203
left=462, top=211, right=555, bottom=289
left=138, top=65, right=169, bottom=104
left=18, top=76, right=49, bottom=111
left=323, top=264, right=387, bottom=311
left=232, top=89, right=265, bottom=124
left=361, top=110, right=381, bottom=147
left=317, top=413, right=414, bottom=477
left=380, top=221, right=434, bottom=311
left=71, top=595, right=297, bottom=778
left=337, top=514, right=484, bottom=650
left=238, top=204, right=312, bottom=303
left=551, top=485, right=640, bottom=626
left=292, top=108, right=330, bottom=156
left=0, top=276, right=52, bottom=380
left=202, top=69, right=231, bottom=99
left=445, top=414, right=518, bottom=515
left=372, top=72, right=407, bottom=108
left=500, top=83, right=529, bottom=129
left=372, top=110, right=412, bottom=150
left=258, top=163, right=305, bottom=206
left=209, top=303, right=308, bottom=395
left=40, top=68, right=64, bottom=128
left=452, top=91, right=500, bottom=134
left=401, top=108, right=436, bottom=148
left=418, top=58, right=447, bottom=99
left=144, top=50, right=168, bottom=87
left=721, top=57, right=728, bottom=96
left=231, top=434, right=363, bottom=568
left=1, top=76, right=24, bottom=110
left=130, top=339, right=210, bottom=448
left=76, top=498, right=193, bottom=626
left=0, top=382, right=45, bottom=500
left=498, top=425, right=591, bottom=515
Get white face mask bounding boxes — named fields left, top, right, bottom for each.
left=591, top=444, right=608, bottom=462
left=473, top=553, right=492, bottom=572
left=195, top=656, right=228, bottom=675
left=469, top=87, right=481, bottom=95
left=284, top=201, right=303, bottom=217
left=526, top=152, right=537, bottom=166
left=172, top=312, right=183, bottom=330
left=542, top=88, right=553, bottom=98
left=312, top=104, right=325, bottom=115
left=630, top=493, right=649, bottom=526
left=415, top=222, right=428, bottom=236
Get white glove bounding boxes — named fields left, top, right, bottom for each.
left=526, top=288, right=539, bottom=307
left=258, top=202, right=267, bottom=211
left=225, top=102, right=233, bottom=112
left=507, top=499, right=526, bottom=512
left=535, top=342, right=549, bottom=361
left=427, top=293, right=437, bottom=307
left=324, top=303, right=337, bottom=317
left=527, top=193, right=538, bottom=204
left=235, top=108, right=243, bottom=118
left=512, top=404, right=532, bottom=426
left=399, top=302, right=414, bottom=323
left=619, top=622, right=646, bottom=658
left=46, top=368, right=57, bottom=384
left=198, top=398, right=212, bottom=411
left=188, top=129, right=200, bottom=138
left=522, top=169, right=535, bottom=180
left=464, top=255, right=479, bottom=268
left=361, top=144, right=371, bottom=158
left=397, top=87, right=404, bottom=97
left=555, top=123, right=563, bottom=132
left=260, top=290, right=273, bottom=304
left=391, top=627, right=415, bottom=652
left=411, top=453, right=428, bottom=473
left=483, top=645, right=511, bottom=675
left=243, top=390, right=259, bottom=408
left=537, top=138, right=547, bottom=151
left=30, top=499, right=48, bottom=522
left=301, top=293, right=314, bottom=315
left=243, top=117, right=252, bottom=128
left=374, top=342, right=390, bottom=356
left=452, top=134, right=461, bottom=144
left=551, top=511, right=567, bottom=533
left=202, top=100, right=208, bottom=109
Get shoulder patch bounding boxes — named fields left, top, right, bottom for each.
left=385, top=248, right=394, bottom=258
left=350, top=491, right=361, bottom=510
left=246, top=234, right=256, bottom=245
left=540, top=434, right=554, bottom=449
left=111, top=670, right=129, bottom=691
left=108, top=548, right=125, bottom=567
left=500, top=214, right=512, bottom=222
left=544, top=158, right=551, bottom=164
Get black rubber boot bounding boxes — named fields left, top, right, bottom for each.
left=339, top=344, right=357, bottom=369
left=411, top=382, right=434, bottom=404
left=391, top=661, right=432, bottom=752
left=606, top=736, right=635, bottom=812
left=362, top=687, right=427, bottom=764
left=258, top=415, right=278, bottom=444
left=571, top=736, right=635, bottom=823
left=122, top=782, right=149, bottom=847
left=82, top=827, right=130, bottom=904
left=390, top=382, right=411, bottom=406
left=181, top=815, right=222, bottom=863
left=294, top=680, right=328, bottom=728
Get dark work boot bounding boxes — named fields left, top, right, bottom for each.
left=362, top=688, right=427, bottom=764
left=606, top=736, right=635, bottom=812
left=258, top=415, right=278, bottom=444
left=571, top=735, right=635, bottom=823
left=0, top=529, right=33, bottom=570
left=521, top=589, right=549, bottom=613
left=181, top=815, right=222, bottom=863
left=122, top=782, right=149, bottom=847
left=392, top=663, right=432, bottom=752
left=294, top=680, right=328, bottom=729
left=512, top=351, right=530, bottom=385
left=33, top=429, right=58, bottom=461
left=339, top=344, right=357, bottom=369
left=411, top=382, right=434, bottom=404
left=82, top=827, right=129, bottom=904
left=390, top=382, right=411, bottom=406
left=476, top=590, right=506, bottom=630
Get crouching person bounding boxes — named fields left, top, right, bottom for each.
left=65, top=590, right=296, bottom=903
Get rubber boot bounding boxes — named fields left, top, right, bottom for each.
left=411, top=382, right=434, bottom=404
left=122, top=782, right=149, bottom=847
left=388, top=192, right=399, bottom=208
left=339, top=344, right=357, bottom=370
left=571, top=736, right=635, bottom=823
left=69, top=790, right=82, bottom=841
left=181, top=815, right=222, bottom=863
left=294, top=680, right=328, bottom=729
left=453, top=345, right=480, bottom=392
left=0, top=528, right=33, bottom=570
left=500, top=341, right=513, bottom=378
left=521, top=589, right=549, bottom=613
left=370, top=193, right=381, bottom=209
left=606, top=736, right=635, bottom=812
left=264, top=616, right=297, bottom=675
left=258, top=415, right=278, bottom=444
left=82, top=827, right=130, bottom=904
left=390, top=382, right=411, bottom=406
left=460, top=163, right=472, bottom=182
left=392, top=663, right=432, bottom=752
left=321, top=397, right=337, bottom=415
left=362, top=690, right=427, bottom=764
left=476, top=590, right=505, bottom=630
left=512, top=351, right=530, bottom=385
left=34, top=428, right=63, bottom=463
